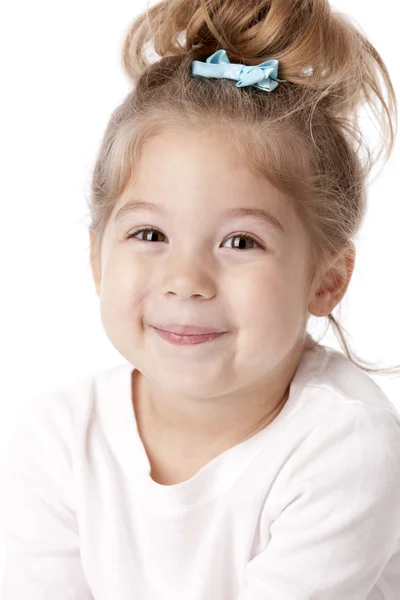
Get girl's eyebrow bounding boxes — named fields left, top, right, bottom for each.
left=114, top=199, right=286, bottom=235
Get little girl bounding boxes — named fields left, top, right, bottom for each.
left=1, top=0, right=400, bottom=598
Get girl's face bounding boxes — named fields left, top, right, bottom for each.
left=91, top=127, right=314, bottom=398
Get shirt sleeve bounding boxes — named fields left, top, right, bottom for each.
left=238, top=403, right=400, bottom=600
left=0, top=393, right=94, bottom=599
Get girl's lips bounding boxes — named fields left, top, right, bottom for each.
left=151, top=326, right=226, bottom=346
left=151, top=324, right=225, bottom=335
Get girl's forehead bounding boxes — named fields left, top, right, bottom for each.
left=133, top=125, right=308, bottom=207
left=128, top=139, right=283, bottom=203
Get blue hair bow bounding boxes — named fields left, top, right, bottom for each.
left=191, top=49, right=287, bottom=92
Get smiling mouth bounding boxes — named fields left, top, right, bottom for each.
left=150, top=323, right=227, bottom=336
left=151, top=326, right=226, bottom=346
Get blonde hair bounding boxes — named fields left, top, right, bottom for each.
left=87, top=0, right=400, bottom=376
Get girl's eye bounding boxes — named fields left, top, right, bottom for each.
left=126, top=228, right=263, bottom=250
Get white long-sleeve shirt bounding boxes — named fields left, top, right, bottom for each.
left=1, top=343, right=400, bottom=599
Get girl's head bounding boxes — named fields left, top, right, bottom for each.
left=88, top=0, right=399, bottom=379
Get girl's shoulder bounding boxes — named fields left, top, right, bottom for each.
left=301, top=343, right=400, bottom=423
left=15, top=362, right=133, bottom=443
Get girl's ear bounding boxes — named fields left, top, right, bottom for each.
left=89, top=229, right=102, bottom=297
left=308, top=242, right=356, bottom=317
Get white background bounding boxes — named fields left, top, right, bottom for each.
left=0, top=0, right=399, bottom=578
